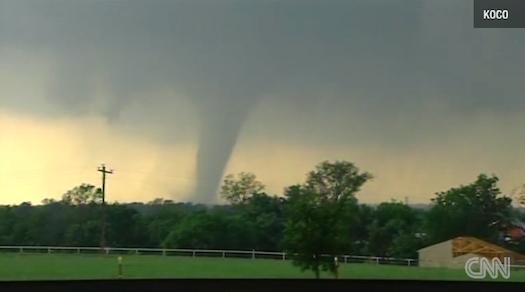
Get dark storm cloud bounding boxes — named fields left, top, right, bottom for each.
left=2, top=0, right=523, bottom=114
left=1, top=0, right=524, bottom=203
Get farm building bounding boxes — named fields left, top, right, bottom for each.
left=506, top=219, right=525, bottom=240
left=418, top=236, right=525, bottom=268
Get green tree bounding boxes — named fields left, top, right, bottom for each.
left=61, top=184, right=102, bottom=205
left=143, top=209, right=184, bottom=248
left=163, top=210, right=218, bottom=249
left=388, top=230, right=423, bottom=259
left=241, top=193, right=286, bottom=251
left=220, top=172, right=265, bottom=205
left=367, top=201, right=421, bottom=258
left=282, top=161, right=372, bottom=278
left=424, top=174, right=512, bottom=245
left=352, top=204, right=375, bottom=254
left=106, top=204, right=141, bottom=247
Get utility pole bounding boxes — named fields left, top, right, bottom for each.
left=98, top=164, right=113, bottom=250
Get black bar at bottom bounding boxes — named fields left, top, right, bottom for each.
left=0, top=278, right=522, bottom=292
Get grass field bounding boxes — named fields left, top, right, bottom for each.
left=0, top=253, right=523, bottom=281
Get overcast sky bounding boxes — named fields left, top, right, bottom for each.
left=0, top=0, right=524, bottom=205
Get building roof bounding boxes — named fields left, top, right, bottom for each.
left=452, top=236, right=512, bottom=257
left=511, top=219, right=525, bottom=230
left=418, top=236, right=525, bottom=261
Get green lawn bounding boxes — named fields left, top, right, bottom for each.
left=0, top=253, right=523, bottom=281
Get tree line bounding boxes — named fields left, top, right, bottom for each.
left=0, top=160, right=524, bottom=278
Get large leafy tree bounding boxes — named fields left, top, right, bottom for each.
left=220, top=172, right=285, bottom=251
left=220, top=172, right=265, bottom=205
left=282, top=160, right=372, bottom=278
left=61, top=183, right=102, bottom=205
left=367, top=201, right=422, bottom=258
left=424, top=174, right=513, bottom=245
left=350, top=204, right=375, bottom=255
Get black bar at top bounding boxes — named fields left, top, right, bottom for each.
left=474, top=0, right=525, bottom=28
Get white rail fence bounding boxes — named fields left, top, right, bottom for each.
left=3, top=246, right=525, bottom=270
left=0, top=246, right=418, bottom=266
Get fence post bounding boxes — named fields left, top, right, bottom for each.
left=252, top=250, right=255, bottom=259
left=118, top=256, right=123, bottom=279
left=408, top=259, right=411, bottom=266
left=222, top=251, right=225, bottom=258
left=19, top=247, right=23, bottom=253
left=162, top=249, right=166, bottom=256
left=282, top=253, right=286, bottom=260
left=77, top=248, right=80, bottom=254
left=375, top=257, right=379, bottom=264
left=344, top=256, right=348, bottom=263
left=48, top=248, right=51, bottom=254
left=192, top=250, right=195, bottom=258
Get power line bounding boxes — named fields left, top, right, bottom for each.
left=97, top=164, right=113, bottom=249
left=0, top=166, right=93, bottom=176
left=0, top=170, right=93, bottom=182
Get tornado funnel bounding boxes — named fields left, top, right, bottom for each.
left=190, top=86, right=262, bottom=204
left=192, top=110, right=245, bottom=203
